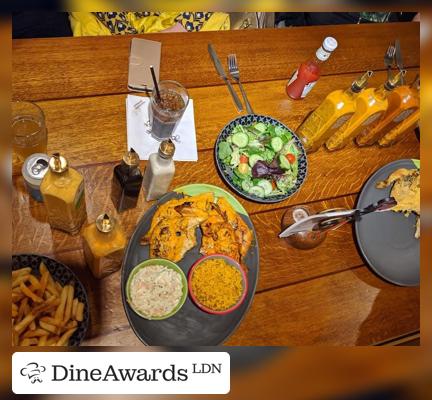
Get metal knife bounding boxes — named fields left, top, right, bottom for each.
left=395, top=39, right=405, bottom=84
left=208, top=44, right=243, bottom=112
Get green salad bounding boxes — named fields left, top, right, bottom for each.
left=217, top=122, right=301, bottom=198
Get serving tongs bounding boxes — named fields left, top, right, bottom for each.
left=279, top=197, right=397, bottom=238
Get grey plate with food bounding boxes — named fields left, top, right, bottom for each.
left=354, top=159, right=419, bottom=286
left=121, top=184, right=259, bottom=346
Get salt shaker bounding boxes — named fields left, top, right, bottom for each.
left=143, top=139, right=175, bottom=201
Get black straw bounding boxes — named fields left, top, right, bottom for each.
left=150, top=65, right=161, bottom=102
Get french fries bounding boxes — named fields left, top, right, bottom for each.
left=11, top=264, right=85, bottom=347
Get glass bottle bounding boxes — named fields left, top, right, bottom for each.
left=356, top=74, right=420, bottom=146
left=143, top=139, right=175, bottom=201
left=378, top=108, right=420, bottom=147
left=40, top=153, right=87, bottom=234
left=286, top=37, right=338, bottom=100
left=296, top=71, right=373, bottom=152
left=326, top=70, right=406, bottom=151
left=82, top=213, right=127, bottom=279
left=111, top=148, right=143, bottom=212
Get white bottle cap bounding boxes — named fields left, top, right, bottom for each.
left=322, top=37, right=338, bottom=52
left=316, top=37, right=338, bottom=61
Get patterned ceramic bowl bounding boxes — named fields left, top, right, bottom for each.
left=12, top=254, right=90, bottom=346
left=214, top=114, right=308, bottom=203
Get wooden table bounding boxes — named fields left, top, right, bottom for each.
left=12, top=22, right=420, bottom=346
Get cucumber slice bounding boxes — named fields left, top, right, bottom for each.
left=271, top=136, right=283, bottom=152
left=248, top=185, right=265, bottom=197
left=257, top=179, right=273, bottom=196
left=253, top=122, right=267, bottom=133
left=241, top=180, right=253, bottom=192
left=248, top=154, right=264, bottom=167
left=279, top=154, right=291, bottom=170
left=231, top=132, right=249, bottom=148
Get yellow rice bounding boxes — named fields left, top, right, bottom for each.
left=191, top=259, right=243, bottom=311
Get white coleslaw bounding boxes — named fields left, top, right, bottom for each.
left=129, top=265, right=183, bottom=318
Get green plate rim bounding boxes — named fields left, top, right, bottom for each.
left=174, top=183, right=248, bottom=215
left=126, top=258, right=188, bottom=320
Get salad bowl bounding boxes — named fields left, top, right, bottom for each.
left=215, top=114, right=308, bottom=203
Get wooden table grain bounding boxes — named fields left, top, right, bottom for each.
left=12, top=23, right=420, bottom=346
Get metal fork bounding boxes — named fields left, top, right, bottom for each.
left=384, top=44, right=396, bottom=80
left=227, top=54, right=254, bottom=115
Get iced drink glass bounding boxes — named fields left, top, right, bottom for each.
left=149, top=80, right=189, bottom=141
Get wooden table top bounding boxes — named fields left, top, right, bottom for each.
left=12, top=22, right=420, bottom=346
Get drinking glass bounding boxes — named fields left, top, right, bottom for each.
left=12, top=101, right=47, bottom=162
left=148, top=80, right=189, bottom=141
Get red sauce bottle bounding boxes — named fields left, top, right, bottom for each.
left=286, top=37, right=338, bottom=100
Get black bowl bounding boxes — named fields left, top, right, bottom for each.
left=12, top=254, right=90, bottom=346
left=214, top=114, right=308, bottom=203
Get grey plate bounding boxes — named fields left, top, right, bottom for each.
left=215, top=114, right=308, bottom=203
left=354, top=159, right=419, bottom=286
left=121, top=190, right=259, bottom=346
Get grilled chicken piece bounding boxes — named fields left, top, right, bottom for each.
left=376, top=168, right=414, bottom=188
left=142, top=192, right=214, bottom=244
left=200, top=216, right=241, bottom=262
left=149, top=216, right=204, bottom=262
left=143, top=192, right=253, bottom=264
left=376, top=168, right=420, bottom=238
left=215, top=197, right=253, bottom=258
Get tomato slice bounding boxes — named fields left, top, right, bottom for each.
left=240, top=155, right=249, bottom=163
left=286, top=153, right=296, bottom=164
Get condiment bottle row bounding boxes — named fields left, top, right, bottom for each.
left=295, top=71, right=419, bottom=152
left=22, top=140, right=176, bottom=280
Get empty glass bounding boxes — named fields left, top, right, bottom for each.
left=12, top=101, right=47, bottom=162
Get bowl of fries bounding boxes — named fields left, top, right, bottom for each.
left=12, top=254, right=89, bottom=346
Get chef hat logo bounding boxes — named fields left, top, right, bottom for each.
left=20, top=362, right=46, bottom=383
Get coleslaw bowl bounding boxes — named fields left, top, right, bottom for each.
left=126, top=258, right=188, bottom=320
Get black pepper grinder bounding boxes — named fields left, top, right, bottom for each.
left=111, top=148, right=143, bottom=212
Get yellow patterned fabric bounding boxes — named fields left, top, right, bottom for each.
left=69, top=12, right=229, bottom=36
left=175, top=12, right=213, bottom=32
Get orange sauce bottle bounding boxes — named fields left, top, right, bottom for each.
left=82, top=213, right=127, bottom=279
left=356, top=74, right=419, bottom=146
left=378, top=108, right=420, bottom=147
left=296, top=71, right=373, bottom=153
left=326, top=71, right=405, bottom=151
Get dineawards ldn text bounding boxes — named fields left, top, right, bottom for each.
left=52, top=364, right=190, bottom=382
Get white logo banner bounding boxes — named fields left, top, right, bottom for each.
left=13, top=352, right=230, bottom=394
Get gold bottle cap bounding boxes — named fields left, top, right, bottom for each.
left=158, top=139, right=175, bottom=159
left=351, top=71, right=373, bottom=93
left=48, top=153, right=68, bottom=173
left=384, top=70, right=407, bottom=90
left=95, top=213, right=115, bottom=233
left=122, top=148, right=140, bottom=167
